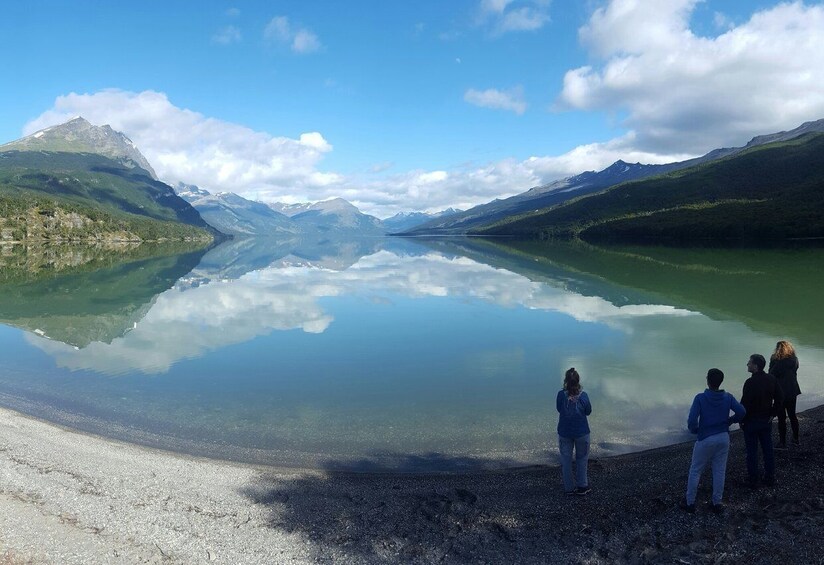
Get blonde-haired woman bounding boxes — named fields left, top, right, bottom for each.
left=769, top=340, right=801, bottom=447
left=556, top=368, right=592, bottom=495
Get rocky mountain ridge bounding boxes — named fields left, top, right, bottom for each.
left=0, top=121, right=215, bottom=242
left=176, top=186, right=298, bottom=237
left=403, top=118, right=824, bottom=235
left=1, top=117, right=158, bottom=179
left=178, top=185, right=459, bottom=236
left=382, top=208, right=463, bottom=233
left=479, top=131, right=824, bottom=242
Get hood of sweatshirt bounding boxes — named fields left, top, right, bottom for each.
left=701, top=388, right=727, bottom=407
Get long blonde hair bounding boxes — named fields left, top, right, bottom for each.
left=771, top=340, right=796, bottom=361
left=563, top=367, right=582, bottom=396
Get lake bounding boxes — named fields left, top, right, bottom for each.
left=1, top=237, right=822, bottom=471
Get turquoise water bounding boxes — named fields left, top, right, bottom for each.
left=1, top=238, right=822, bottom=471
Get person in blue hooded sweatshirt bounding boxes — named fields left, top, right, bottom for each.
left=683, top=368, right=746, bottom=514
left=556, top=367, right=592, bottom=495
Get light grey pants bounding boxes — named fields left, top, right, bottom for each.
left=686, top=432, right=730, bottom=505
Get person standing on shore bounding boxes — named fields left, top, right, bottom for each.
left=683, top=368, right=746, bottom=513
left=769, top=340, right=802, bottom=448
left=556, top=367, right=592, bottom=495
left=740, top=354, right=784, bottom=487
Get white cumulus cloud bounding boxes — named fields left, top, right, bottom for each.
left=557, top=0, right=824, bottom=155
left=477, top=0, right=551, bottom=34
left=348, top=159, right=545, bottom=217
left=464, top=86, right=527, bottom=114
left=23, top=90, right=555, bottom=217
left=24, top=89, right=339, bottom=201
left=264, top=16, right=321, bottom=54
left=212, top=25, right=241, bottom=45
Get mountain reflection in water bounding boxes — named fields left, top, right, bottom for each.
left=0, top=237, right=821, bottom=471
left=0, top=241, right=209, bottom=347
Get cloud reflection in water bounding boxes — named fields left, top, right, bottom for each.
left=28, top=248, right=695, bottom=376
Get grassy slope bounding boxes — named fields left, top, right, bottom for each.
left=478, top=133, right=824, bottom=242
left=0, top=151, right=214, bottom=241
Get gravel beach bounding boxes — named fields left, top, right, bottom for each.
left=1, top=404, right=822, bottom=564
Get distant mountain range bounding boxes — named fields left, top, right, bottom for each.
left=267, top=202, right=316, bottom=217
left=176, top=185, right=459, bottom=237
left=382, top=209, right=462, bottom=233
left=3, top=115, right=823, bottom=244
left=480, top=131, right=824, bottom=242
left=176, top=184, right=299, bottom=237
left=402, top=119, right=824, bottom=237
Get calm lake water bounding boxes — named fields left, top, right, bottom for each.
left=1, top=237, right=822, bottom=471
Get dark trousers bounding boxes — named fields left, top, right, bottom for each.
left=743, top=419, right=774, bottom=481
left=778, top=395, right=799, bottom=443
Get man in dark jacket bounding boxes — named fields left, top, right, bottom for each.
left=740, top=353, right=784, bottom=487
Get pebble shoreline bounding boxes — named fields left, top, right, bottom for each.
left=1, top=405, right=822, bottom=564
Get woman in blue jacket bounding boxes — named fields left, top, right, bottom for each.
left=556, top=367, right=592, bottom=495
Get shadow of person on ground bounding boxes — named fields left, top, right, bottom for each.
left=239, top=453, right=586, bottom=563
left=239, top=412, right=824, bottom=564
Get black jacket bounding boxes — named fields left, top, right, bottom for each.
left=741, top=370, right=784, bottom=422
left=769, top=355, right=801, bottom=397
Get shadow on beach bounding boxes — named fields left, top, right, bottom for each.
left=240, top=408, right=824, bottom=564
left=241, top=453, right=567, bottom=564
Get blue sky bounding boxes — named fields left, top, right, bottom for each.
left=2, top=0, right=823, bottom=217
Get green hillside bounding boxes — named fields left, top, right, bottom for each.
left=0, top=150, right=215, bottom=242
left=478, top=133, right=824, bottom=242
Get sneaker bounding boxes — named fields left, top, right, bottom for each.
left=792, top=437, right=800, bottom=446
left=775, top=442, right=787, bottom=450
left=710, top=503, right=725, bottom=515
left=681, top=500, right=696, bottom=514
left=575, top=486, right=592, bottom=495
left=564, top=490, right=576, bottom=496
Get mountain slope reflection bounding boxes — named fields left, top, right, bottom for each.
left=189, top=236, right=424, bottom=283
left=0, top=242, right=209, bottom=347
left=420, top=238, right=824, bottom=348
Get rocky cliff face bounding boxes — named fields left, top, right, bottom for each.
left=0, top=205, right=140, bottom=242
